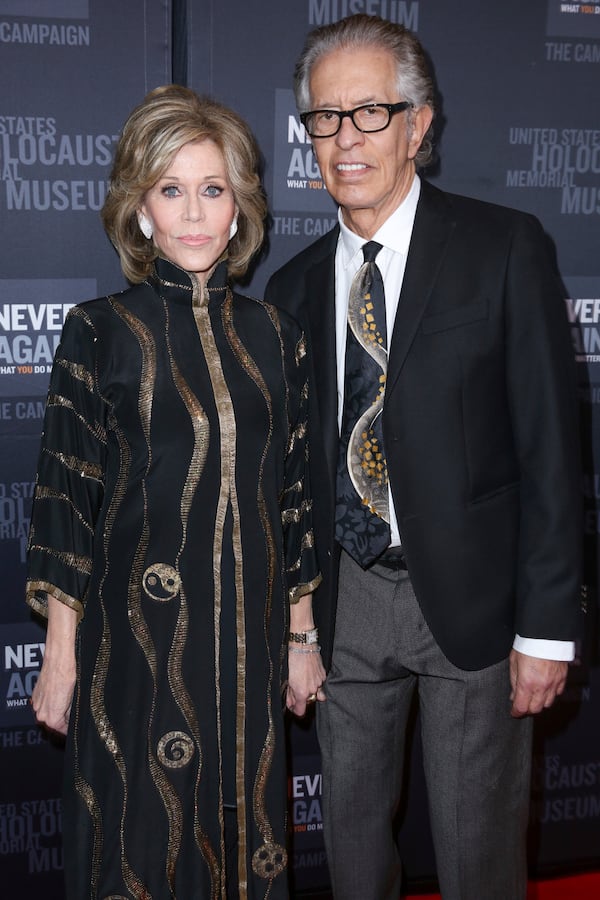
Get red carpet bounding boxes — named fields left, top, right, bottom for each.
left=526, top=873, right=600, bottom=900
left=406, top=871, right=600, bottom=899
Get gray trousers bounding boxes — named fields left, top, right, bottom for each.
left=317, top=551, right=533, bottom=900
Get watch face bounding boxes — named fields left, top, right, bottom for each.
left=289, top=629, right=318, bottom=644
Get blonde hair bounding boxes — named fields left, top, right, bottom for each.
left=101, top=85, right=267, bottom=283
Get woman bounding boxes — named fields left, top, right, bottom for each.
left=26, top=85, right=325, bottom=900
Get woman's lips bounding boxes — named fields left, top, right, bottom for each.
left=178, top=234, right=211, bottom=245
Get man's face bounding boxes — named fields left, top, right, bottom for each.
left=307, top=45, right=432, bottom=237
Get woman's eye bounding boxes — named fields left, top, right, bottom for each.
left=161, top=185, right=180, bottom=198
left=204, top=184, right=223, bottom=198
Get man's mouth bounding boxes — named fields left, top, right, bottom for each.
left=336, top=163, right=369, bottom=172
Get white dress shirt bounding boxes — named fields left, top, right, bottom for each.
left=333, top=175, right=574, bottom=662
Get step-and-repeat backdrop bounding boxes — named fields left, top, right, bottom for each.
left=1, top=0, right=599, bottom=895
left=0, top=1, right=170, bottom=895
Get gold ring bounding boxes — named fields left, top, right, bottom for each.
left=307, top=693, right=317, bottom=703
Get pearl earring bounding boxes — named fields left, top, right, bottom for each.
left=137, top=213, right=153, bottom=240
left=229, top=216, right=238, bottom=240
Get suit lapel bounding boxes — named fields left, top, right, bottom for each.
left=387, top=182, right=456, bottom=395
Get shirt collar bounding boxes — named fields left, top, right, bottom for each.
left=337, top=174, right=421, bottom=269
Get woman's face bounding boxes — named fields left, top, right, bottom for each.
left=139, top=139, right=237, bottom=283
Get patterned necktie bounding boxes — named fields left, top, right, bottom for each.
left=335, top=241, right=391, bottom=567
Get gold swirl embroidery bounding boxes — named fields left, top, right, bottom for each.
left=286, top=419, right=307, bottom=457
left=90, top=413, right=150, bottom=896
left=281, top=499, right=313, bottom=525
left=92, top=597, right=151, bottom=895
left=158, top=277, right=192, bottom=291
left=75, top=771, right=103, bottom=893
left=99, top=309, right=158, bottom=896
left=25, top=578, right=84, bottom=621
left=163, top=290, right=219, bottom=896
left=66, top=315, right=106, bottom=896
left=142, top=563, right=181, bottom=602
left=157, top=731, right=195, bottom=769
left=222, top=292, right=286, bottom=886
left=302, top=530, right=315, bottom=549
left=112, top=299, right=155, bottom=444
left=43, top=449, right=104, bottom=482
left=295, top=333, right=307, bottom=364
left=56, top=357, right=95, bottom=392
left=33, top=486, right=94, bottom=533
left=281, top=479, right=302, bottom=497
left=72, top=647, right=104, bottom=890
left=28, top=544, right=92, bottom=575
left=192, top=280, right=238, bottom=894
left=47, top=394, right=107, bottom=444
left=289, top=573, right=322, bottom=605
left=287, top=528, right=316, bottom=573
left=67, top=304, right=94, bottom=329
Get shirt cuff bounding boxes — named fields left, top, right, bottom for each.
left=513, top=635, right=575, bottom=661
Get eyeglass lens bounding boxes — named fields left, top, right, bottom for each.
left=307, top=105, right=391, bottom=137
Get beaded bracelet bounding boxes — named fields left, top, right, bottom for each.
left=288, top=644, right=321, bottom=654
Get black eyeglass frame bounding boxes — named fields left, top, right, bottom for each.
left=300, top=101, right=413, bottom=138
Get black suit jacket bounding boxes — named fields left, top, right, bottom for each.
left=265, top=180, right=582, bottom=671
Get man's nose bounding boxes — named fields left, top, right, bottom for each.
left=335, top=114, right=366, bottom=148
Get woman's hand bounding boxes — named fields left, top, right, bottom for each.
left=32, top=658, right=76, bottom=736
left=286, top=647, right=327, bottom=717
left=31, top=595, right=77, bottom=736
left=286, top=592, right=326, bottom=716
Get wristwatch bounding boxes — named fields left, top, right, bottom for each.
left=288, top=627, right=319, bottom=645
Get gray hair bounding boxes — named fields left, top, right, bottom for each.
left=294, top=14, right=435, bottom=169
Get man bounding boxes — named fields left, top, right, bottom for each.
left=266, top=14, right=582, bottom=900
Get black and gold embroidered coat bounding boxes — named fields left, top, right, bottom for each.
left=26, top=257, right=320, bottom=900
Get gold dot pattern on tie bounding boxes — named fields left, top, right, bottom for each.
left=346, top=253, right=389, bottom=521
left=348, top=271, right=387, bottom=370
left=336, top=240, right=391, bottom=566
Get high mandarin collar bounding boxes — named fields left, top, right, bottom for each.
left=150, top=256, right=229, bottom=305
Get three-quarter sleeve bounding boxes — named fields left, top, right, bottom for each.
left=281, top=329, right=322, bottom=604
left=26, top=306, right=107, bottom=621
